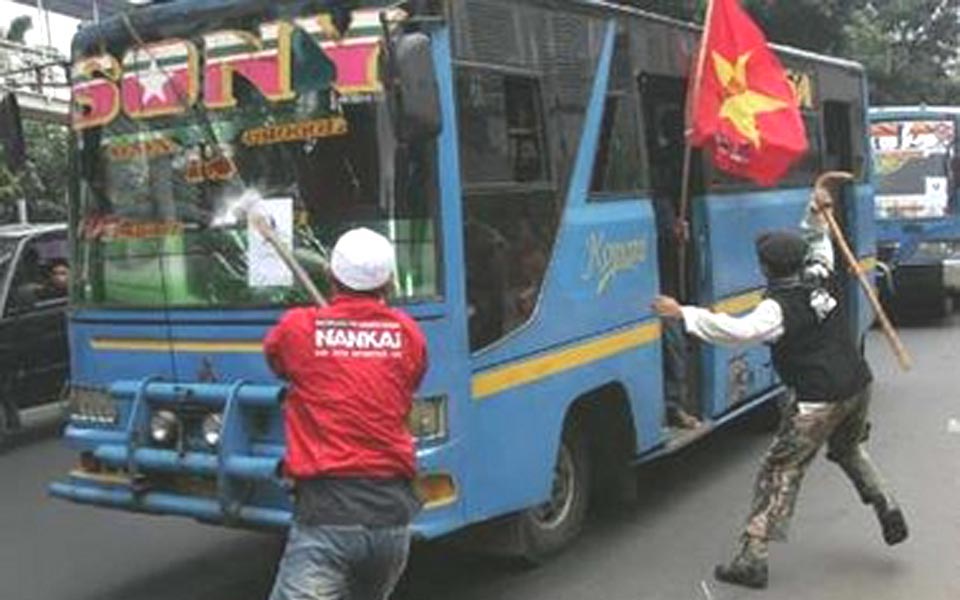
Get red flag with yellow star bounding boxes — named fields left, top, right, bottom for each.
left=688, top=0, right=807, bottom=186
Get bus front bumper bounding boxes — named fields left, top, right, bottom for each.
left=49, top=471, right=291, bottom=529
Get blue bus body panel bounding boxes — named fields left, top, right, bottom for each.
left=697, top=189, right=799, bottom=417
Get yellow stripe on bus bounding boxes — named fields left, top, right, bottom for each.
left=471, top=322, right=662, bottom=401
left=91, top=338, right=263, bottom=353
left=712, top=290, right=765, bottom=314
left=710, top=255, right=878, bottom=315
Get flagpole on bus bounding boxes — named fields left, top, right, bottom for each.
left=677, top=0, right=717, bottom=301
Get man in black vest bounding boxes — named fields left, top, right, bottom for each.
left=652, top=193, right=908, bottom=589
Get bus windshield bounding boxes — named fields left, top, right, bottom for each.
left=72, top=23, right=440, bottom=309
left=871, top=119, right=955, bottom=220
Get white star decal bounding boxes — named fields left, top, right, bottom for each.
left=139, top=58, right=170, bottom=105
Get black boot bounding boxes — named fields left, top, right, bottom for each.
left=714, top=537, right=769, bottom=589
left=872, top=496, right=908, bottom=546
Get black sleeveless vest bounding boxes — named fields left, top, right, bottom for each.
left=766, top=282, right=872, bottom=402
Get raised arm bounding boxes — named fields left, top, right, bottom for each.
left=802, top=190, right=834, bottom=277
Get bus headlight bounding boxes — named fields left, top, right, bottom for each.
left=149, top=410, right=179, bottom=445
left=68, top=385, right=118, bottom=426
left=202, top=413, right=224, bottom=447
left=408, top=396, right=447, bottom=441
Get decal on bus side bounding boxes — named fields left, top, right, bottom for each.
left=582, top=231, right=648, bottom=295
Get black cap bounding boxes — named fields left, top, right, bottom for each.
left=755, top=229, right=807, bottom=277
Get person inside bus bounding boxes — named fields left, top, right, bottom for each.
left=652, top=191, right=908, bottom=589
left=464, top=213, right=511, bottom=349
left=264, top=228, right=427, bottom=600
left=650, top=106, right=700, bottom=429
left=37, top=258, right=69, bottom=300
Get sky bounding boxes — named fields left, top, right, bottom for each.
left=0, top=0, right=82, bottom=57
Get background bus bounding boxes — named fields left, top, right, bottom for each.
left=870, top=107, right=960, bottom=317
left=50, top=0, right=875, bottom=560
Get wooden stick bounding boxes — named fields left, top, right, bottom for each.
left=814, top=171, right=912, bottom=371
left=677, top=0, right=717, bottom=301
left=249, top=212, right=328, bottom=307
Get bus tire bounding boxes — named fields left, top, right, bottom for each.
left=514, top=420, right=590, bottom=564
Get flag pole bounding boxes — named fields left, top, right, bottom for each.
left=814, top=171, right=912, bottom=372
left=677, top=0, right=717, bottom=301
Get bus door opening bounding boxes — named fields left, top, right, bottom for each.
left=640, top=74, right=705, bottom=430
left=823, top=100, right=860, bottom=329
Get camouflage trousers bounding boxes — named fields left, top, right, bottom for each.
left=743, top=387, right=889, bottom=542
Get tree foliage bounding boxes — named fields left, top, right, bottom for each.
left=21, top=119, right=69, bottom=203
left=845, top=1, right=960, bottom=104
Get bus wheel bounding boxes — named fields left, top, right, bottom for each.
left=516, top=421, right=590, bottom=564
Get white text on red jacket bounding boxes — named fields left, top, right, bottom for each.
left=314, top=319, right=404, bottom=359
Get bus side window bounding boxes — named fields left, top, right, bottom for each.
left=455, top=68, right=549, bottom=185
left=823, top=101, right=854, bottom=174
left=590, top=32, right=644, bottom=198
left=456, top=66, right=555, bottom=351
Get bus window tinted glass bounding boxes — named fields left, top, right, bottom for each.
left=456, top=69, right=548, bottom=185
left=591, top=33, right=643, bottom=196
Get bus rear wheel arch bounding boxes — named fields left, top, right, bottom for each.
left=514, top=384, right=637, bottom=564
left=513, top=418, right=591, bottom=564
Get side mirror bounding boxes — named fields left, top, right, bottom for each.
left=387, top=33, right=441, bottom=143
left=0, top=93, right=26, bottom=174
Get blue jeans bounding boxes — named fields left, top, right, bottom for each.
left=268, top=522, right=411, bottom=600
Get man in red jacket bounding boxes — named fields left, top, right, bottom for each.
left=265, top=227, right=427, bottom=600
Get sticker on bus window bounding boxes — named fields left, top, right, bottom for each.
left=248, top=197, right=294, bottom=288
left=926, top=176, right=948, bottom=203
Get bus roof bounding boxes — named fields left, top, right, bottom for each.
left=870, top=106, right=960, bottom=119
left=569, top=0, right=865, bottom=73
left=71, top=0, right=866, bottom=75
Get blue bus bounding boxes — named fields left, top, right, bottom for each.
left=870, top=107, right=960, bottom=317
left=50, top=0, right=876, bottom=560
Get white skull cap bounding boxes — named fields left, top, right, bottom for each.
left=330, top=227, right=396, bottom=291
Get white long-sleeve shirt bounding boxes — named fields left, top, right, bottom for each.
left=680, top=204, right=834, bottom=347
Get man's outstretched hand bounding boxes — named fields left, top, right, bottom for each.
left=652, top=295, right=683, bottom=319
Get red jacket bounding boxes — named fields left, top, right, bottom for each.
left=263, top=294, right=427, bottom=480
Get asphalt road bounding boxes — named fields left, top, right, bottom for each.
left=3, top=319, right=959, bottom=600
